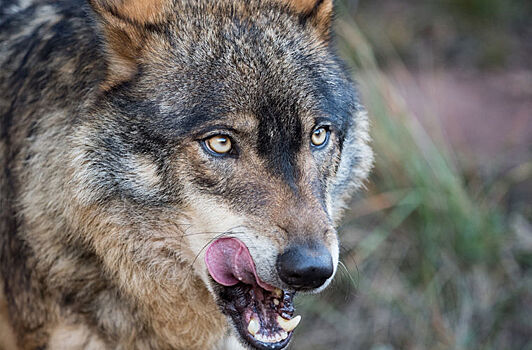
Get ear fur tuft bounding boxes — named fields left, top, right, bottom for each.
left=89, top=0, right=172, bottom=25
left=283, top=0, right=334, bottom=39
left=88, top=0, right=173, bottom=89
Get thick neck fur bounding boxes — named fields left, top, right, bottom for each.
left=13, top=199, right=228, bottom=349
left=16, top=176, right=230, bottom=348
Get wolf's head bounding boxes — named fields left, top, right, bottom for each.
left=71, top=0, right=372, bottom=348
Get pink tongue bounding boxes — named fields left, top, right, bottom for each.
left=205, top=237, right=275, bottom=291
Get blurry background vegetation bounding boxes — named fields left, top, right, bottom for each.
left=293, top=0, right=532, bottom=349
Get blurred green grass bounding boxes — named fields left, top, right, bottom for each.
left=292, top=7, right=532, bottom=350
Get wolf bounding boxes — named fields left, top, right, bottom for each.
left=0, top=0, right=372, bottom=349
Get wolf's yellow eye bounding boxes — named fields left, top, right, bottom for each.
left=205, top=135, right=232, bottom=155
left=311, top=127, right=329, bottom=147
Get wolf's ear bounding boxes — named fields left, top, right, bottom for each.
left=88, top=0, right=173, bottom=89
left=283, top=0, right=333, bottom=39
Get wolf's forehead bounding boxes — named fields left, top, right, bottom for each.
left=177, top=97, right=312, bottom=138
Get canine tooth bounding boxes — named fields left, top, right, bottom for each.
left=280, top=330, right=288, bottom=340
left=276, top=315, right=301, bottom=332
left=273, top=298, right=279, bottom=306
left=247, top=318, right=260, bottom=336
left=274, top=333, right=282, bottom=342
left=273, top=288, right=282, bottom=298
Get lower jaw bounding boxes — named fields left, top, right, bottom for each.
left=215, top=283, right=298, bottom=350
left=239, top=330, right=292, bottom=350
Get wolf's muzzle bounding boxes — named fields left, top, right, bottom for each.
left=276, top=242, right=333, bottom=290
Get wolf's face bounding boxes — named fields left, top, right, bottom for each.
left=71, top=0, right=372, bottom=349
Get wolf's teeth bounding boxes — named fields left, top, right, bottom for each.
left=247, top=318, right=260, bottom=336
left=273, top=298, right=280, bottom=306
left=254, top=332, right=285, bottom=344
left=276, top=315, right=301, bottom=332
left=273, top=288, right=282, bottom=298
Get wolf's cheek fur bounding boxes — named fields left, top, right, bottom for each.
left=327, top=107, right=374, bottom=224
left=179, top=195, right=251, bottom=288
left=60, top=177, right=229, bottom=348
left=180, top=196, right=281, bottom=290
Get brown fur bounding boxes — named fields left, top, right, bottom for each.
left=90, top=0, right=172, bottom=24
left=0, top=287, right=17, bottom=350
left=284, top=0, right=333, bottom=38
left=88, top=0, right=174, bottom=89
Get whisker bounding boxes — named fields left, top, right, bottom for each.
left=179, top=230, right=248, bottom=237
left=186, top=225, right=249, bottom=274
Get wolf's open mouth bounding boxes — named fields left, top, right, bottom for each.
left=205, top=238, right=299, bottom=350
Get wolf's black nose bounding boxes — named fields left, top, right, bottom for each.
left=276, top=243, right=333, bottom=290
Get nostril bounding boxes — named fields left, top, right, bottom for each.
left=276, top=242, right=333, bottom=290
